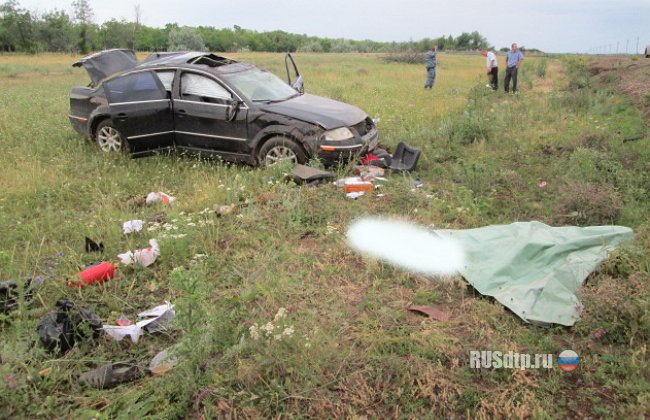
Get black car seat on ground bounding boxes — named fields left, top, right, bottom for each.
left=389, top=142, right=421, bottom=172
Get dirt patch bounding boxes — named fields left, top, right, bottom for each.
left=588, top=57, right=650, bottom=119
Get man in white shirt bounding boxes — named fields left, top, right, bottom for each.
left=482, top=50, right=498, bottom=90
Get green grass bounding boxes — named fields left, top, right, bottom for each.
left=0, top=52, right=649, bottom=418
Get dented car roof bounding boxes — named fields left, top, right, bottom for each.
left=73, top=49, right=242, bottom=85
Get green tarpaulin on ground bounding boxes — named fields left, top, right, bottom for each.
left=439, top=221, right=634, bottom=326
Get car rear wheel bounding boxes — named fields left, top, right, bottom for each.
left=95, top=120, right=128, bottom=153
left=258, top=136, right=306, bottom=166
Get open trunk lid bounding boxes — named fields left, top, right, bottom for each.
left=72, top=49, right=138, bottom=85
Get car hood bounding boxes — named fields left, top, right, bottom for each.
left=260, top=93, right=367, bottom=129
left=72, top=49, right=138, bottom=85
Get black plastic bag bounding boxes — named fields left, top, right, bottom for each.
left=36, top=300, right=103, bottom=354
left=1, top=278, right=34, bottom=315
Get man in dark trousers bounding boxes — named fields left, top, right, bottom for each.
left=504, top=43, right=524, bottom=93
left=482, top=49, right=498, bottom=90
left=424, top=45, right=437, bottom=89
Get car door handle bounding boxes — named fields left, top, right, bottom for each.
left=177, top=109, right=187, bottom=117
left=116, top=112, right=128, bottom=121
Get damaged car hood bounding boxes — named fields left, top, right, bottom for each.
left=73, top=49, right=138, bottom=85
left=260, top=93, right=367, bottom=129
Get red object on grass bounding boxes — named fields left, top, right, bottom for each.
left=70, top=262, right=116, bottom=287
left=361, top=154, right=379, bottom=166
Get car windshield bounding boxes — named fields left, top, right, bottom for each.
left=221, top=68, right=299, bottom=102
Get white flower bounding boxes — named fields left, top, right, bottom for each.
left=249, top=324, right=260, bottom=340
left=261, top=322, right=275, bottom=336
left=274, top=307, right=287, bottom=322
left=282, top=326, right=295, bottom=337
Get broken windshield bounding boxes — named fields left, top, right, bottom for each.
left=221, top=68, right=299, bottom=102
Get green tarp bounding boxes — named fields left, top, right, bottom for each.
left=438, top=222, right=633, bottom=326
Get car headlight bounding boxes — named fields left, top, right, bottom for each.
left=322, top=127, right=354, bottom=141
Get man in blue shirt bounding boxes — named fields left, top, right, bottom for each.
left=424, top=45, right=437, bottom=89
left=504, top=43, right=524, bottom=93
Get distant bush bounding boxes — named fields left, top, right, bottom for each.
left=382, top=52, right=423, bottom=64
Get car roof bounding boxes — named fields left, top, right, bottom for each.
left=141, top=51, right=238, bottom=67
left=74, top=49, right=258, bottom=84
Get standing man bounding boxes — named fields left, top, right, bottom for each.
left=482, top=49, right=498, bottom=90
left=504, top=43, right=524, bottom=93
left=424, top=45, right=437, bottom=89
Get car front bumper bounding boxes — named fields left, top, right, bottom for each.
left=317, top=128, right=378, bottom=165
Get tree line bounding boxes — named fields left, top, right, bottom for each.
left=0, top=0, right=496, bottom=54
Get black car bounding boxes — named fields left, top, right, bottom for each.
left=69, top=49, right=378, bottom=165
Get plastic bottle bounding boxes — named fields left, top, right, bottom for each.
left=70, top=262, right=116, bottom=287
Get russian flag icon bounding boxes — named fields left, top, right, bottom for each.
left=557, top=350, right=580, bottom=372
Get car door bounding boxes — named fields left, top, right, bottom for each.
left=103, top=71, right=174, bottom=155
left=285, top=53, right=304, bottom=93
left=173, top=71, right=248, bottom=155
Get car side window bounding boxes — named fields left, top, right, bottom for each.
left=104, top=71, right=166, bottom=103
left=180, top=73, right=232, bottom=104
left=155, top=71, right=175, bottom=93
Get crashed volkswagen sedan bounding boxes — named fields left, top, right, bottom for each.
left=69, top=49, right=378, bottom=165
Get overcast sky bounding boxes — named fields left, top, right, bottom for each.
left=18, top=0, right=650, bottom=53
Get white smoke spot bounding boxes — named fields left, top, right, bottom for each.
left=346, top=217, right=465, bottom=277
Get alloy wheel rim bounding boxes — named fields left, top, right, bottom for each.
left=97, top=126, right=123, bottom=152
left=265, top=145, right=297, bottom=164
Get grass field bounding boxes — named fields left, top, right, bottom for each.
left=1, top=52, right=649, bottom=418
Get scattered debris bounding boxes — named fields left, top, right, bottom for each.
left=213, top=203, right=237, bottom=217
left=116, top=315, right=132, bottom=326
left=354, top=165, right=386, bottom=182
left=149, top=347, right=179, bottom=375
left=346, top=192, right=366, bottom=199
left=539, top=181, right=548, bottom=188
left=125, top=195, right=146, bottom=208
left=103, top=302, right=175, bottom=343
left=84, top=237, right=104, bottom=253
left=70, top=262, right=116, bottom=287
left=78, top=361, right=145, bottom=389
left=291, top=164, right=335, bottom=185
left=389, top=141, right=421, bottom=172
left=145, top=192, right=176, bottom=205
left=122, top=219, right=144, bottom=234
left=1, top=278, right=34, bottom=314
left=407, top=304, right=450, bottom=321
left=343, top=179, right=374, bottom=193
left=118, top=239, right=160, bottom=267
left=36, top=299, right=103, bottom=354
left=147, top=212, right=167, bottom=224
left=593, top=328, right=608, bottom=339
left=38, top=367, right=53, bottom=378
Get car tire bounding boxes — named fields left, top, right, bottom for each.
left=258, top=136, right=307, bottom=166
left=95, top=119, right=128, bottom=153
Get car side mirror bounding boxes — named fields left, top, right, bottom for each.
left=226, top=99, right=241, bottom=122
left=291, top=76, right=304, bottom=94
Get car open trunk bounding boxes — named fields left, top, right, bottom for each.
left=72, top=49, right=138, bottom=86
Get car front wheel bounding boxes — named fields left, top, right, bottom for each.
left=258, top=136, right=306, bottom=166
left=95, top=120, right=128, bottom=153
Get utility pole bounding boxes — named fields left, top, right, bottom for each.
left=626, top=39, right=629, bottom=54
